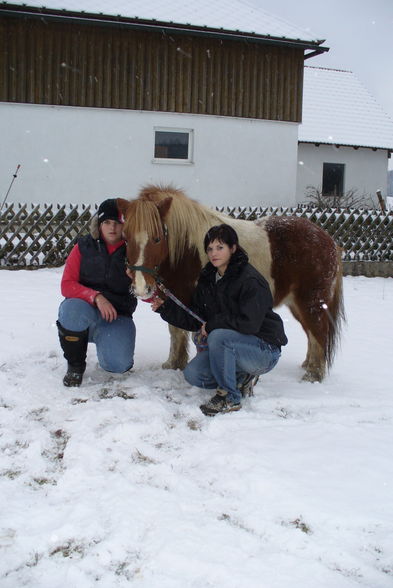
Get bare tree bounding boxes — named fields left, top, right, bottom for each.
left=304, top=186, right=375, bottom=209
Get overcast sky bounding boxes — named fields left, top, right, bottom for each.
left=252, top=0, right=393, bottom=124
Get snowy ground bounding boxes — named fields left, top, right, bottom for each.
left=0, top=268, right=392, bottom=588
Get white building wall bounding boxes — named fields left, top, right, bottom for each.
left=1, top=102, right=298, bottom=208
left=296, top=142, right=389, bottom=205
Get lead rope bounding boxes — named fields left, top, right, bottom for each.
left=126, top=262, right=204, bottom=324
left=155, top=280, right=205, bottom=324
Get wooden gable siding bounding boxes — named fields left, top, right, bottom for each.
left=0, top=16, right=304, bottom=121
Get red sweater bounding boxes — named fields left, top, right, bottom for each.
left=61, top=240, right=125, bottom=305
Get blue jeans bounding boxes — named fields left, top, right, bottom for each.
left=58, top=298, right=136, bottom=373
left=184, top=328, right=281, bottom=404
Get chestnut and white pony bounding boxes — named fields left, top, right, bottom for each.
left=119, top=185, right=345, bottom=382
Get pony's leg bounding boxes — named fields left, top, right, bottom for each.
left=301, top=340, right=311, bottom=370
left=162, top=324, right=189, bottom=370
left=300, top=255, right=345, bottom=382
left=301, top=333, right=326, bottom=382
left=288, top=302, right=326, bottom=382
left=288, top=303, right=311, bottom=373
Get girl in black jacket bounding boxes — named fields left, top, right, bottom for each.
left=153, top=224, right=287, bottom=416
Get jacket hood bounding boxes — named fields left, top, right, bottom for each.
left=89, top=215, right=100, bottom=240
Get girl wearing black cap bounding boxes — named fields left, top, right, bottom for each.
left=57, top=198, right=137, bottom=387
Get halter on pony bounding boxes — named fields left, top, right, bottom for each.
left=124, top=219, right=167, bottom=282
left=125, top=241, right=204, bottom=325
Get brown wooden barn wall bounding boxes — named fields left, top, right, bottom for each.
left=0, top=16, right=304, bottom=121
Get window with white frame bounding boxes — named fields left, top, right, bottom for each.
left=153, top=128, right=193, bottom=163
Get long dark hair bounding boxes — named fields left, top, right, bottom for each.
left=203, top=224, right=247, bottom=256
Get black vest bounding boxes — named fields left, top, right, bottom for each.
left=78, top=234, right=137, bottom=317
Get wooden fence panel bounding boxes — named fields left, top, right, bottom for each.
left=0, top=203, right=95, bottom=267
left=1, top=203, right=392, bottom=269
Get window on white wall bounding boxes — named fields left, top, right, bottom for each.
left=153, top=128, right=193, bottom=163
left=322, top=163, right=345, bottom=196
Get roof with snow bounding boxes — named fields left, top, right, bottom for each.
left=1, top=0, right=325, bottom=48
left=300, top=66, right=393, bottom=151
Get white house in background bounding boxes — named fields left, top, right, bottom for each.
left=297, top=66, right=393, bottom=205
left=388, top=170, right=393, bottom=197
left=0, top=0, right=327, bottom=207
left=3, top=3, right=391, bottom=209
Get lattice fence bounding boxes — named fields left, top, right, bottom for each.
left=0, top=203, right=95, bottom=268
left=221, top=205, right=393, bottom=264
left=1, top=202, right=392, bottom=269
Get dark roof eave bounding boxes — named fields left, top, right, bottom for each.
left=299, top=140, right=393, bottom=153
left=304, top=48, right=328, bottom=59
left=0, top=3, right=328, bottom=51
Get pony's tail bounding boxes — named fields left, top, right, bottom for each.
left=326, top=246, right=346, bottom=369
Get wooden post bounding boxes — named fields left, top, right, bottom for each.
left=376, top=190, right=386, bottom=213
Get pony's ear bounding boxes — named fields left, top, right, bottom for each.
left=156, top=197, right=173, bottom=220
left=116, top=198, right=129, bottom=220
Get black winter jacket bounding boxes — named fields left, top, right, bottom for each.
left=158, top=248, right=287, bottom=349
left=78, top=234, right=137, bottom=317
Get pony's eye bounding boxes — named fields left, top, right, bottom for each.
left=153, top=237, right=161, bottom=244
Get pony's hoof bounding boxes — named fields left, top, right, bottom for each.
left=161, top=360, right=176, bottom=370
left=302, top=370, right=323, bottom=383
left=161, top=360, right=187, bottom=370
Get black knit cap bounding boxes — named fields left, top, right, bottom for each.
left=97, top=198, right=123, bottom=225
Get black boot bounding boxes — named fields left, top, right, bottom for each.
left=57, top=321, right=88, bottom=387
left=63, top=364, right=85, bottom=387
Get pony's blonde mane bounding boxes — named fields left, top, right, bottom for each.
left=133, top=185, right=230, bottom=266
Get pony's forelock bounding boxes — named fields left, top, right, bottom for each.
left=124, top=199, right=163, bottom=244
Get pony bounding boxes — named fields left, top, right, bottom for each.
left=118, top=185, right=345, bottom=382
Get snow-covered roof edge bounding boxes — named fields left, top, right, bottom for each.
left=0, top=0, right=328, bottom=50
left=300, top=66, right=393, bottom=151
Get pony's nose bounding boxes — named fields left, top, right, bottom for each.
left=132, top=281, right=153, bottom=299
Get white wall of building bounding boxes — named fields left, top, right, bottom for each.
left=1, top=102, right=298, bottom=208
left=297, top=142, right=389, bottom=205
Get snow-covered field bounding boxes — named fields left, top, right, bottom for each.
left=0, top=268, right=392, bottom=588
